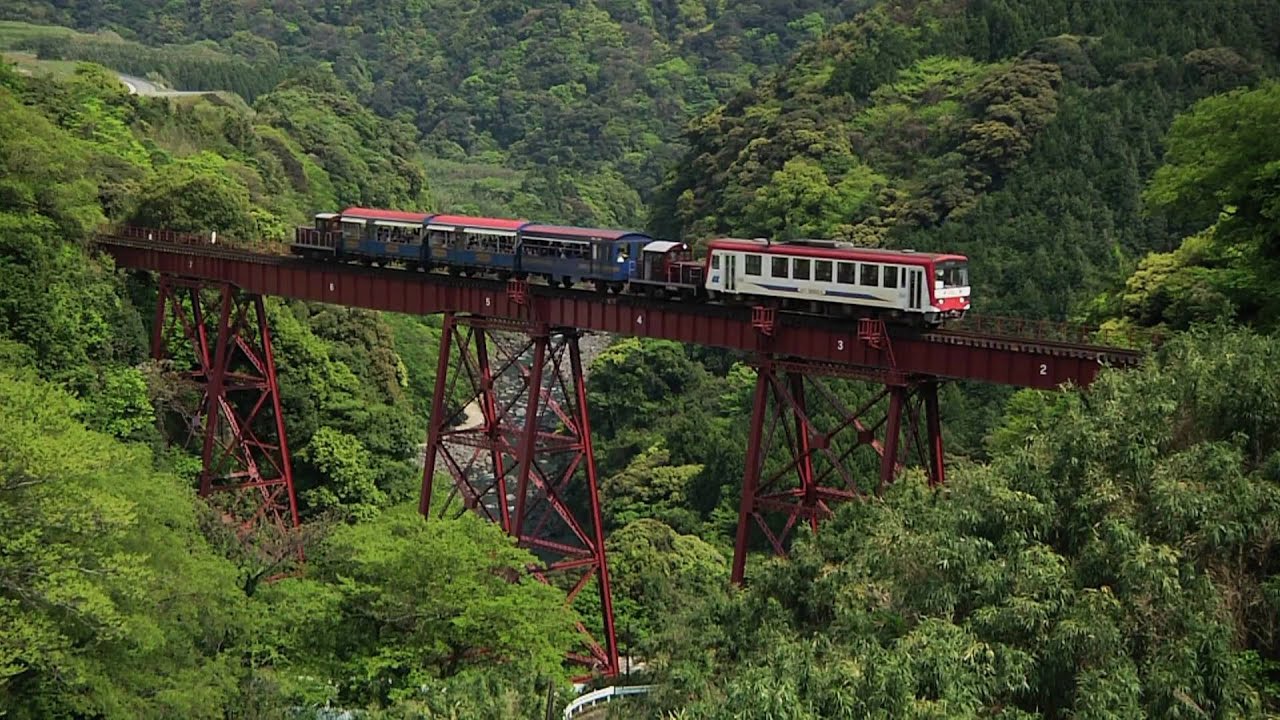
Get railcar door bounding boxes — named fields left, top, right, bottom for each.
left=725, top=254, right=737, bottom=292
left=908, top=269, right=923, bottom=311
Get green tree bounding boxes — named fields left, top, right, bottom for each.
left=0, top=368, right=258, bottom=718
left=641, top=327, right=1280, bottom=717
left=129, top=153, right=255, bottom=238
left=1138, top=81, right=1280, bottom=326
left=606, top=518, right=728, bottom=646
left=296, top=426, right=385, bottom=521
left=602, top=442, right=703, bottom=533
left=257, top=503, right=579, bottom=710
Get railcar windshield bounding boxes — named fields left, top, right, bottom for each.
left=935, top=260, right=969, bottom=288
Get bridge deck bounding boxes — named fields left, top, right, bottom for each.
left=95, top=233, right=1144, bottom=390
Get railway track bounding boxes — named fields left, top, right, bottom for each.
left=95, top=229, right=1150, bottom=368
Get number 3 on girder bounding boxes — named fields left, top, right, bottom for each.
left=1039, top=363, right=1048, bottom=376
left=837, top=339, right=845, bottom=351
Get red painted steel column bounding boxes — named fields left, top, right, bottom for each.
left=788, top=373, right=819, bottom=536
left=151, top=281, right=170, bottom=361
left=473, top=330, right=514, bottom=531
left=254, top=296, right=301, bottom=529
left=512, top=330, right=548, bottom=540
left=200, top=286, right=234, bottom=497
left=569, top=336, right=619, bottom=677
left=879, top=386, right=905, bottom=493
left=923, top=381, right=946, bottom=488
left=419, top=313, right=456, bottom=517
left=732, top=363, right=773, bottom=585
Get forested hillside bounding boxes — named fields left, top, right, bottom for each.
left=0, top=0, right=885, bottom=227
left=0, top=60, right=588, bottom=716
left=3, top=0, right=1280, bottom=717
left=653, top=0, right=1280, bottom=320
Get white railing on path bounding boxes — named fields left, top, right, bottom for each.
left=563, top=684, right=655, bottom=719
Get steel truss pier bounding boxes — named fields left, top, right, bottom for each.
left=419, top=313, right=618, bottom=679
left=151, top=276, right=302, bottom=573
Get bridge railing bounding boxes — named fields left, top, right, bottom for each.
left=563, top=684, right=654, bottom=719
left=950, top=314, right=1165, bottom=351
left=112, top=225, right=211, bottom=246
left=105, top=225, right=286, bottom=255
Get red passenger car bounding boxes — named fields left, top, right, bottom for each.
left=703, top=238, right=970, bottom=325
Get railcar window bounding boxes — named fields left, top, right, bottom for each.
left=884, top=266, right=899, bottom=289
left=793, top=258, right=810, bottom=280
left=711, top=254, right=721, bottom=270
left=837, top=262, right=856, bottom=284
left=745, top=255, right=762, bottom=275
left=815, top=260, right=832, bottom=282
left=772, top=257, right=789, bottom=278
left=861, top=263, right=880, bottom=287
left=935, top=261, right=969, bottom=287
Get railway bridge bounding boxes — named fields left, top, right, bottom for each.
left=94, top=227, right=1151, bottom=680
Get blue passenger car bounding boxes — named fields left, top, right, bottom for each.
left=338, top=207, right=432, bottom=265
left=518, top=224, right=650, bottom=289
left=426, top=214, right=526, bottom=274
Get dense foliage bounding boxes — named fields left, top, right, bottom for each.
left=1101, top=81, right=1280, bottom=332
left=633, top=327, right=1280, bottom=719
left=0, top=60, right=579, bottom=716
left=0, top=2, right=893, bottom=227
left=652, top=0, right=1280, bottom=319
left=4, top=0, right=1280, bottom=716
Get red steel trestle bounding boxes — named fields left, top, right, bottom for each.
left=151, top=276, right=301, bottom=563
left=731, top=358, right=946, bottom=584
left=420, top=313, right=618, bottom=679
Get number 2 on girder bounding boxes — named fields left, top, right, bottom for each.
left=1039, top=363, right=1048, bottom=376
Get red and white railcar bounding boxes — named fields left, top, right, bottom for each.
left=703, top=238, right=970, bottom=325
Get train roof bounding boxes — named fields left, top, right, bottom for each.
left=705, top=237, right=968, bottom=264
left=521, top=224, right=652, bottom=243
left=643, top=240, right=687, bottom=253
left=426, top=214, right=530, bottom=232
left=341, top=207, right=431, bottom=223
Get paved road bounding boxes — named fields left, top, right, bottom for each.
left=117, top=72, right=210, bottom=97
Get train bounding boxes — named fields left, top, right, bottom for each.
left=292, top=206, right=971, bottom=326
